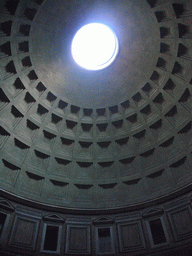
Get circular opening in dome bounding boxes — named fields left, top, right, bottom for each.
left=71, top=23, right=119, bottom=71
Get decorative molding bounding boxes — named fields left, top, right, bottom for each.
left=93, top=216, right=114, bottom=225
left=43, top=213, right=65, bottom=223
left=9, top=213, right=40, bottom=250
left=167, top=203, right=192, bottom=241
left=117, top=220, right=146, bottom=252
left=0, top=198, right=15, bottom=212
left=142, top=207, right=164, bottom=218
left=65, top=224, right=91, bottom=255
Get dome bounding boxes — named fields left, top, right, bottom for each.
left=0, top=0, right=192, bottom=213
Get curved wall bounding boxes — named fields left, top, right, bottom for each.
left=0, top=0, right=192, bottom=210
left=1, top=192, right=192, bottom=256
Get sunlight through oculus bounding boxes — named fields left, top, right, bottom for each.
left=71, top=23, right=118, bottom=70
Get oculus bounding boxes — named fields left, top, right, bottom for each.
left=71, top=23, right=118, bottom=70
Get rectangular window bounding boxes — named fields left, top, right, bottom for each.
left=149, top=218, right=166, bottom=245
left=43, top=225, right=59, bottom=251
left=98, top=227, right=112, bottom=254
left=0, top=213, right=7, bottom=236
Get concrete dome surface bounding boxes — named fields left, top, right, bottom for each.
left=0, top=0, right=192, bottom=212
